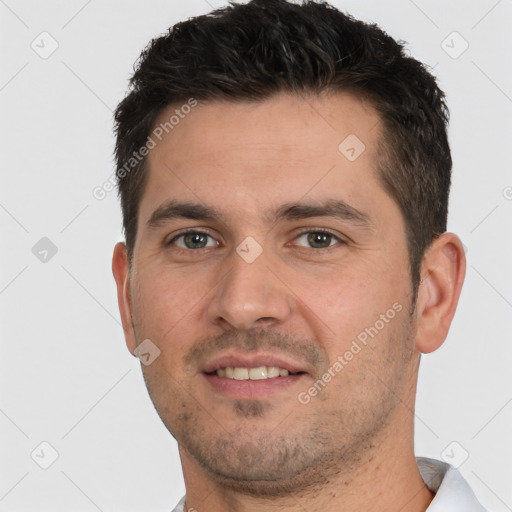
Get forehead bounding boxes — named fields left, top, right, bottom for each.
left=150, top=91, right=380, bottom=161
left=139, top=92, right=391, bottom=230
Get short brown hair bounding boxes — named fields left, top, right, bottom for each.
left=114, top=0, right=451, bottom=300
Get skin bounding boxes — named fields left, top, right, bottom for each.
left=112, top=91, right=466, bottom=512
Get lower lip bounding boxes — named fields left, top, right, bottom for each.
left=203, top=373, right=306, bottom=399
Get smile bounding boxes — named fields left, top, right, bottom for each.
left=214, top=366, right=301, bottom=380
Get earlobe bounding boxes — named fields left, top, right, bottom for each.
left=414, top=233, right=466, bottom=354
left=112, top=242, right=137, bottom=356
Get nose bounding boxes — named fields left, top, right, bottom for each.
left=206, top=246, right=294, bottom=331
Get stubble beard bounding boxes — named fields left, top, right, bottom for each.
left=138, top=310, right=418, bottom=498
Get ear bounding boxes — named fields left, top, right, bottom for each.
left=112, top=241, right=137, bottom=356
left=414, top=233, right=466, bottom=354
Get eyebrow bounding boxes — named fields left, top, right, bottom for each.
left=146, top=198, right=373, bottom=231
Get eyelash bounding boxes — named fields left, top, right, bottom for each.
left=166, top=227, right=346, bottom=251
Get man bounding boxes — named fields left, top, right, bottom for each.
left=111, top=0, right=487, bottom=510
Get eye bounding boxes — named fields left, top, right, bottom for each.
left=166, top=228, right=345, bottom=251
left=293, top=229, right=345, bottom=249
left=168, top=230, right=219, bottom=250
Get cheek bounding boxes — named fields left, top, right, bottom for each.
left=136, top=263, right=189, bottom=309
left=131, top=267, right=204, bottom=361
left=291, top=258, right=409, bottom=352
left=317, top=303, right=414, bottom=408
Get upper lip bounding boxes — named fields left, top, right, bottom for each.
left=202, top=352, right=308, bottom=374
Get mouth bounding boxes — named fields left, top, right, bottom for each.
left=201, top=354, right=309, bottom=399
left=208, top=366, right=305, bottom=380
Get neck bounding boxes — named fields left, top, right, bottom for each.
left=179, top=426, right=434, bottom=512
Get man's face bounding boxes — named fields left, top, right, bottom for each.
left=123, top=92, right=420, bottom=495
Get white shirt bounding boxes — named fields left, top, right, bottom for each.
left=170, top=457, right=488, bottom=511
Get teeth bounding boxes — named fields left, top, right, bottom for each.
left=215, top=366, right=295, bottom=380
left=233, top=367, right=249, bottom=380
left=248, top=366, right=267, bottom=380
left=267, top=366, right=280, bottom=378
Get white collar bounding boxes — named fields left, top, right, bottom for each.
left=418, top=456, right=487, bottom=511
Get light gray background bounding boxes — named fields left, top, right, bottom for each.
left=1, top=0, right=511, bottom=510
